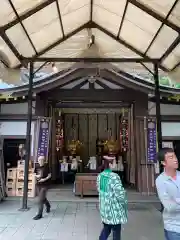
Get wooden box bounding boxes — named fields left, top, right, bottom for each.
left=75, top=173, right=98, bottom=198
left=17, top=160, right=32, bottom=169
left=16, top=186, right=35, bottom=198
left=17, top=169, right=33, bottom=180
left=7, top=168, right=17, bottom=180
left=6, top=187, right=16, bottom=197
left=6, top=178, right=16, bottom=189
left=16, top=174, right=36, bottom=198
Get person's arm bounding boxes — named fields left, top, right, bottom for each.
left=156, top=179, right=180, bottom=212
left=113, top=176, right=127, bottom=204
left=38, top=173, right=51, bottom=183
left=34, top=168, right=41, bottom=179
left=174, top=198, right=180, bottom=204
left=38, top=165, right=51, bottom=183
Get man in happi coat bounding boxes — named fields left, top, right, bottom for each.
left=97, top=155, right=128, bottom=240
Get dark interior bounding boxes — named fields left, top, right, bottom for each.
left=3, top=138, right=26, bottom=180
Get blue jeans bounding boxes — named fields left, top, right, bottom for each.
left=99, top=223, right=121, bottom=240
left=165, top=229, right=180, bottom=240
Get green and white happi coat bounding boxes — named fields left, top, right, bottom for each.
left=97, top=169, right=128, bottom=225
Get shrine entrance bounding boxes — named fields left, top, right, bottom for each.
left=52, top=105, right=132, bottom=189
left=36, top=73, right=153, bottom=195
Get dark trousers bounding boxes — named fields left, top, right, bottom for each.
left=165, top=229, right=180, bottom=240
left=37, top=186, right=50, bottom=216
left=99, top=223, right=121, bottom=240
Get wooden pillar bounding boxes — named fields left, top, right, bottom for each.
left=35, top=94, right=48, bottom=116
left=127, top=104, right=136, bottom=186
left=134, top=94, right=156, bottom=194
left=135, top=117, right=155, bottom=194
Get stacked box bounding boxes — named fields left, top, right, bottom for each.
left=6, top=168, right=17, bottom=196
left=16, top=160, right=36, bottom=198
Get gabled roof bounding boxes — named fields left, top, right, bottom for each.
left=1, top=68, right=180, bottom=100
left=0, top=0, right=180, bottom=74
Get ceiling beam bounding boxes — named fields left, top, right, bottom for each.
left=117, top=0, right=129, bottom=37
left=32, top=22, right=91, bottom=58
left=90, top=0, right=93, bottom=21
left=0, top=32, right=24, bottom=66
left=171, top=61, right=180, bottom=71
left=55, top=0, right=65, bottom=37
left=140, top=62, right=154, bottom=75
left=33, top=61, right=49, bottom=75
left=91, top=23, right=170, bottom=71
left=92, top=22, right=146, bottom=59
left=144, top=0, right=179, bottom=55
left=7, top=0, right=38, bottom=55
left=23, top=56, right=159, bottom=63
left=160, top=35, right=180, bottom=63
left=128, top=0, right=180, bottom=33
left=0, top=0, right=56, bottom=32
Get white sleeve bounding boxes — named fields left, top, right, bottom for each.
left=156, top=179, right=180, bottom=212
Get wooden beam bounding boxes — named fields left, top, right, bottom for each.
left=45, top=89, right=147, bottom=102
left=1, top=0, right=56, bottom=31
left=56, top=102, right=130, bottom=108
left=150, top=115, right=180, bottom=122
left=0, top=114, right=38, bottom=121
left=100, top=70, right=151, bottom=93
left=129, top=0, right=180, bottom=33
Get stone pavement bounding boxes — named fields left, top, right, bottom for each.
left=0, top=200, right=164, bottom=240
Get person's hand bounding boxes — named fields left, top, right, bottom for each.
left=38, top=178, right=45, bottom=183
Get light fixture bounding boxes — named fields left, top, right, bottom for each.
left=88, top=34, right=95, bottom=48
left=52, top=62, right=58, bottom=73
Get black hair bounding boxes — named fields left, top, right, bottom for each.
left=157, top=148, right=174, bottom=162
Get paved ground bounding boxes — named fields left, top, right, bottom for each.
left=0, top=200, right=164, bottom=240
left=8, top=186, right=160, bottom=204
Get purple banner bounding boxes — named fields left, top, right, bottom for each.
left=37, top=118, right=50, bottom=160
left=147, top=120, right=157, bottom=163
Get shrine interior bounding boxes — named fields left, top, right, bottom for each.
left=53, top=107, right=132, bottom=191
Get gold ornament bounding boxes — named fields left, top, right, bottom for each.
left=104, top=139, right=119, bottom=155
left=67, top=140, right=82, bottom=155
